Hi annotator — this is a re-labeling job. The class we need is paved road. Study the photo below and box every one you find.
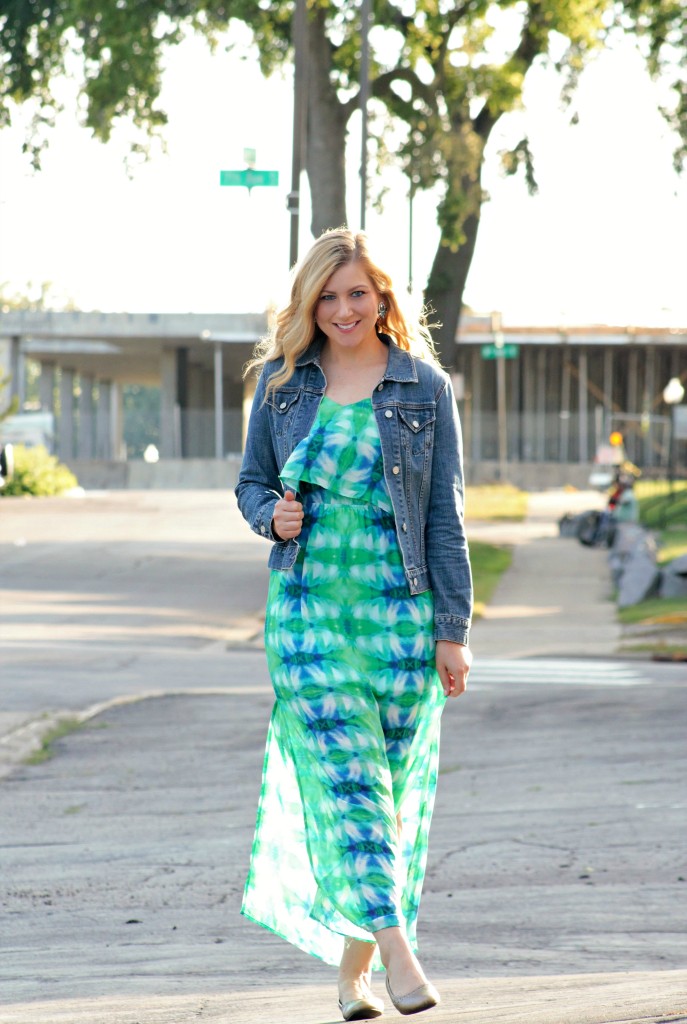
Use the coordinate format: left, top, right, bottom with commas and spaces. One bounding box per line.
1, 490, 686, 1024
1, 669, 685, 1022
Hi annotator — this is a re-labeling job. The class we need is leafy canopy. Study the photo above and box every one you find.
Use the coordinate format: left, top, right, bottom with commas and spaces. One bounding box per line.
1, 1, 684, 171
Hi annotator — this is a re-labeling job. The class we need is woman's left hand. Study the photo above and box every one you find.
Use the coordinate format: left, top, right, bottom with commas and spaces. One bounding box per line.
436, 640, 472, 698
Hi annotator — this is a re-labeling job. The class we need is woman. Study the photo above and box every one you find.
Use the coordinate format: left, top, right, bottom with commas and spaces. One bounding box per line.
236, 228, 472, 1020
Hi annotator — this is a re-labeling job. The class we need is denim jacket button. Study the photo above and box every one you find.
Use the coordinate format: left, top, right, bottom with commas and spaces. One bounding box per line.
377, 383, 384, 391
412, 419, 419, 428
402, 522, 407, 532
279, 401, 287, 409
385, 409, 393, 418
392, 465, 400, 475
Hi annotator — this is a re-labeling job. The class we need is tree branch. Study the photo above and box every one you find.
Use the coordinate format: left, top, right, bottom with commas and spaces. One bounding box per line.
372, 67, 435, 109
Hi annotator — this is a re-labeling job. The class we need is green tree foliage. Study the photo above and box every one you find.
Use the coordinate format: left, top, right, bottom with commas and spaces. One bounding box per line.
0, 443, 78, 496
2, 1, 684, 362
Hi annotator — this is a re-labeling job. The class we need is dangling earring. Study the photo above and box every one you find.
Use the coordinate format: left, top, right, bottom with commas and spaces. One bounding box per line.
378, 301, 387, 319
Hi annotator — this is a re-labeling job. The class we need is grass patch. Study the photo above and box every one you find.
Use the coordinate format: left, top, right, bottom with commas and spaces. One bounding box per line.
465, 485, 528, 522
617, 597, 687, 626
470, 540, 512, 619
656, 530, 687, 565
635, 480, 687, 533
621, 643, 687, 657
25, 717, 83, 765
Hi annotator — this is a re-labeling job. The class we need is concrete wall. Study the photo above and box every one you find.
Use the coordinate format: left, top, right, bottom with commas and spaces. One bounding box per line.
66, 457, 244, 491
66, 455, 595, 492
464, 460, 598, 490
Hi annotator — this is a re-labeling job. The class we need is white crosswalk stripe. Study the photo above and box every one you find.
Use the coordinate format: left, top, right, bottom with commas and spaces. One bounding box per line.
470, 658, 647, 687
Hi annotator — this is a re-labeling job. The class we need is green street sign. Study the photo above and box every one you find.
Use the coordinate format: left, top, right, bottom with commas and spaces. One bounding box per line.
481, 343, 520, 360
220, 168, 279, 190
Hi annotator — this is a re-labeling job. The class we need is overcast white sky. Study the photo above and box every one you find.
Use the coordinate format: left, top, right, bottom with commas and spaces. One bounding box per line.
1, 22, 685, 327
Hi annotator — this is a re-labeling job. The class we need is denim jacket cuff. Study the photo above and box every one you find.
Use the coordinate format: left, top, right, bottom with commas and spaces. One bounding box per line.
252, 500, 279, 541
434, 615, 471, 646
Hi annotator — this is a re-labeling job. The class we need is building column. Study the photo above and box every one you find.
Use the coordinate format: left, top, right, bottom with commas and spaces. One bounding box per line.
177, 347, 189, 457
111, 381, 124, 460
560, 349, 571, 463
79, 374, 95, 459
643, 346, 655, 467
96, 380, 112, 459
603, 347, 614, 421
536, 347, 546, 461
214, 342, 224, 459
626, 347, 639, 464
470, 348, 482, 464
578, 349, 588, 462
160, 349, 179, 458
521, 347, 536, 460
58, 368, 76, 461
39, 362, 56, 415
9, 335, 24, 409
508, 351, 520, 460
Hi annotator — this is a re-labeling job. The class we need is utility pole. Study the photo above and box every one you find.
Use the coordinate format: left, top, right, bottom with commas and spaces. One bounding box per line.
408, 177, 415, 294
359, 0, 372, 229
288, 0, 307, 268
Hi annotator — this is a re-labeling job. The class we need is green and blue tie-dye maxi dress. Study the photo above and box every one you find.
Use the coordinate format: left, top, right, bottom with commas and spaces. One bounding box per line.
241, 395, 445, 967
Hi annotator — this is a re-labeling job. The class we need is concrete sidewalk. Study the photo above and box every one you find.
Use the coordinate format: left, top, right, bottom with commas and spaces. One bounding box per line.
468, 488, 618, 659
2, 488, 686, 1024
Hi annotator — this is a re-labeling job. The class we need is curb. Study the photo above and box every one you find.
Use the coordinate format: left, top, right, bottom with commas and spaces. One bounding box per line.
0, 687, 261, 781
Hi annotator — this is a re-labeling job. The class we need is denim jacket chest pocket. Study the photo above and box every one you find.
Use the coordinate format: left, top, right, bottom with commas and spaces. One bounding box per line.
266, 388, 302, 463
398, 406, 436, 457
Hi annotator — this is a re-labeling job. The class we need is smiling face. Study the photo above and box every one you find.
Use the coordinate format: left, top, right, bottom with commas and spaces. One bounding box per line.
314, 261, 381, 356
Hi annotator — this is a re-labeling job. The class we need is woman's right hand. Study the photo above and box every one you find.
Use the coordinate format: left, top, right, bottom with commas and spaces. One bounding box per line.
272, 490, 304, 541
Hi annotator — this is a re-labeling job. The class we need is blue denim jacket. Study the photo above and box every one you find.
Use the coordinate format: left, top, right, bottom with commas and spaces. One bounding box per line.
235, 334, 473, 645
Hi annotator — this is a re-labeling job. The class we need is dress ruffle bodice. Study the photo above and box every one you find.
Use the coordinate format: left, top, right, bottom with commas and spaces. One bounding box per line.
280, 396, 392, 513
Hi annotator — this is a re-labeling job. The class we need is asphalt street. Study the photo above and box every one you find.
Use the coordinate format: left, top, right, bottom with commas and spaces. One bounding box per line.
1, 490, 685, 1024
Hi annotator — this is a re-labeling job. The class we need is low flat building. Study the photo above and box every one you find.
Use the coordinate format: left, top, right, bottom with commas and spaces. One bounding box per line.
1, 309, 685, 488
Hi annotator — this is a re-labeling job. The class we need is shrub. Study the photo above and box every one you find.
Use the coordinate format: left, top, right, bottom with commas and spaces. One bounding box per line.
0, 444, 78, 497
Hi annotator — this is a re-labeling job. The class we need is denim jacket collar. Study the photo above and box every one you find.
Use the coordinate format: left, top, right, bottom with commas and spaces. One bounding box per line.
294, 333, 418, 384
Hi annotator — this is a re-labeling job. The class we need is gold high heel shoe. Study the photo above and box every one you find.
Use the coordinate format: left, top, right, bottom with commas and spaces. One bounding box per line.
385, 974, 440, 1015
338, 987, 384, 1021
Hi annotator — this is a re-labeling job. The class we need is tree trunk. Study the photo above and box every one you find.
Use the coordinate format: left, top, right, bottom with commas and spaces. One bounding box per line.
305, 7, 348, 237
421, 92, 501, 370
424, 199, 482, 370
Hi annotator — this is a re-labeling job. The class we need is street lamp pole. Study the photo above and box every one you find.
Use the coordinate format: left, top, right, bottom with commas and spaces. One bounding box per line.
663, 376, 685, 500
359, 0, 372, 229
408, 177, 414, 294
288, 0, 307, 268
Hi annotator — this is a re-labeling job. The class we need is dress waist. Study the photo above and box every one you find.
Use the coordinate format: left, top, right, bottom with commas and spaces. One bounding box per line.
301, 483, 395, 528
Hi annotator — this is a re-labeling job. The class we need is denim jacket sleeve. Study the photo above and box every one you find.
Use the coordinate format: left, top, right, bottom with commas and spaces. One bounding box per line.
234, 367, 287, 548
426, 374, 473, 645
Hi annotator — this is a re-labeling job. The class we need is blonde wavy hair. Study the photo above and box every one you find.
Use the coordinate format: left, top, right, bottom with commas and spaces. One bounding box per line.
245, 228, 438, 397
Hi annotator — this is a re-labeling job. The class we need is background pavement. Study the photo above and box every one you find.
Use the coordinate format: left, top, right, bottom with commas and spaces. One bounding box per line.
1, 489, 685, 1024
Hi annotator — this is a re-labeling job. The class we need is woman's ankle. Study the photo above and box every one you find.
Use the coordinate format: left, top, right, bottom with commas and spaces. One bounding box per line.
339, 937, 375, 982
